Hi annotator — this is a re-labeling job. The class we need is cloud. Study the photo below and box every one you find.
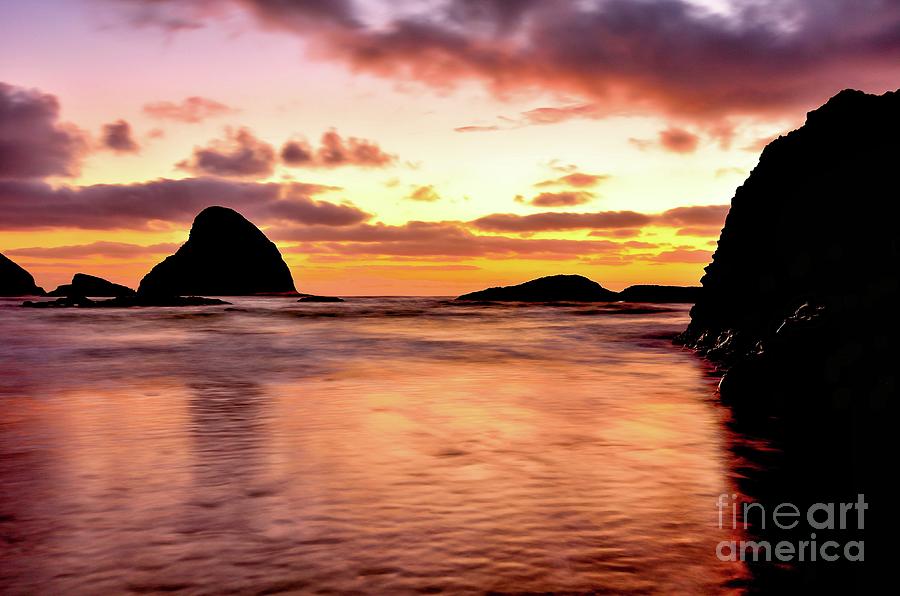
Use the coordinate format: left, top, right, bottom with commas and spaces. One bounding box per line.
280, 130, 395, 168
656, 204, 730, 227
176, 127, 276, 178
535, 172, 609, 188
645, 248, 715, 263
0, 177, 370, 230
7, 241, 179, 259
143, 96, 236, 123
276, 220, 627, 259
472, 211, 654, 233
0, 82, 87, 179
676, 226, 724, 237
659, 127, 700, 153
631, 127, 700, 153
407, 185, 440, 202
454, 124, 501, 133
113, 0, 900, 122
528, 191, 594, 207
100, 119, 140, 153
520, 103, 603, 125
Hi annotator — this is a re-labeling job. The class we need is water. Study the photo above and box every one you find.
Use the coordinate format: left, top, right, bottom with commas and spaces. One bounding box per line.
0, 297, 751, 594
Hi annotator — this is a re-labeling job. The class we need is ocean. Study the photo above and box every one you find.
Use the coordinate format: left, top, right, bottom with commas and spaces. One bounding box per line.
0, 297, 754, 593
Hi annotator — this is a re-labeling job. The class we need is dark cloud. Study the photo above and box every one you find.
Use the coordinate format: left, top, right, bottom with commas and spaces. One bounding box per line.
280, 139, 314, 165
407, 185, 440, 202
7, 241, 179, 259
659, 127, 700, 153
280, 130, 395, 168
470, 204, 728, 233
0, 82, 87, 179
0, 177, 370, 230
275, 220, 626, 259
631, 127, 700, 153
529, 191, 594, 207
111, 0, 900, 121
143, 96, 236, 123
177, 127, 276, 178
472, 210, 654, 232
100, 119, 140, 153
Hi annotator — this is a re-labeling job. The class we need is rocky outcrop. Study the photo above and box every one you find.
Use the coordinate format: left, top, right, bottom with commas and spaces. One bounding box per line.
0, 253, 44, 296
678, 88, 897, 382
138, 206, 296, 296
456, 276, 701, 303
677, 89, 897, 592
617, 284, 700, 303
298, 295, 345, 303
47, 273, 135, 297
456, 274, 618, 302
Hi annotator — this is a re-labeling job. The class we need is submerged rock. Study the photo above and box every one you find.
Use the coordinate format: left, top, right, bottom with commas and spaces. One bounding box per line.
0, 252, 44, 296
47, 273, 135, 297
22, 295, 229, 308
298, 295, 345, 303
139, 206, 296, 296
456, 274, 618, 302
617, 284, 701, 303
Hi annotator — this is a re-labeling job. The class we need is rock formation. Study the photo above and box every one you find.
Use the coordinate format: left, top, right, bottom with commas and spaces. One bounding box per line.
138, 206, 296, 296
456, 276, 700, 303
298, 295, 345, 303
47, 273, 135, 297
677, 89, 897, 592
456, 274, 618, 302
617, 284, 700, 303
0, 252, 44, 296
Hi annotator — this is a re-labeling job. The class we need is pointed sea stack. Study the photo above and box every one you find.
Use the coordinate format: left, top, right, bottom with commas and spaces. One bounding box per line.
48, 273, 135, 297
456, 274, 617, 302
138, 206, 296, 296
1, 252, 44, 296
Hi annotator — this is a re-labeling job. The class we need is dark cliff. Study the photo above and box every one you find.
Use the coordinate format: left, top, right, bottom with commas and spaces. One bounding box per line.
138, 206, 296, 296
0, 252, 44, 296
678, 89, 897, 591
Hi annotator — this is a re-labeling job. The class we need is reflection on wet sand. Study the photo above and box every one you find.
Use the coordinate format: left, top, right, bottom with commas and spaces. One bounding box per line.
1, 297, 752, 593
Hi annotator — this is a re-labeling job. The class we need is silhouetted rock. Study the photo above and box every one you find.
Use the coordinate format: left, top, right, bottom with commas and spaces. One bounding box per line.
138, 206, 296, 296
456, 274, 617, 302
47, 273, 135, 297
677, 89, 897, 592
0, 252, 44, 296
617, 284, 700, 303
22, 295, 229, 308
298, 295, 345, 302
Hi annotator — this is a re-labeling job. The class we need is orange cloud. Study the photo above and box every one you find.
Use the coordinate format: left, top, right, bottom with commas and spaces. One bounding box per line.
143, 96, 236, 123
407, 185, 440, 202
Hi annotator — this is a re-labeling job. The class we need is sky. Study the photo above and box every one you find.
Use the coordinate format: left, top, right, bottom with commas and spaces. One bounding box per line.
2, 0, 899, 295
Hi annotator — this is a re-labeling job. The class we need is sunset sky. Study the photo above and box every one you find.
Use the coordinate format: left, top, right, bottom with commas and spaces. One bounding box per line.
2, 0, 899, 295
